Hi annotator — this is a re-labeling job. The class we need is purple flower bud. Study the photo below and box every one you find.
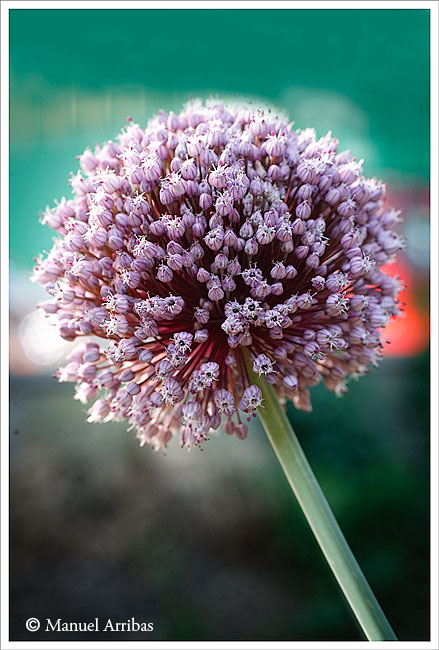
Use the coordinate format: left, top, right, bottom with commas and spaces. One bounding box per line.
208, 282, 224, 301
244, 238, 259, 256
270, 282, 283, 296
325, 188, 340, 205
265, 134, 286, 158
250, 117, 268, 138
239, 385, 263, 414
305, 253, 320, 269
285, 265, 298, 279
196, 267, 211, 283
295, 245, 309, 260
291, 218, 305, 235
296, 184, 313, 201
283, 374, 298, 391
222, 275, 236, 292
199, 193, 213, 211
296, 293, 313, 310
180, 158, 198, 180
296, 201, 312, 220
235, 423, 249, 440
156, 264, 174, 282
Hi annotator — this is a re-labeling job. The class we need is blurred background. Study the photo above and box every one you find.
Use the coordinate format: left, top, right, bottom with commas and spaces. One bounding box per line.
9, 8, 430, 642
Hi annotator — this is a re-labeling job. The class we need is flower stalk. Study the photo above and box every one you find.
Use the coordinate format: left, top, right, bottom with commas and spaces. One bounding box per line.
246, 355, 397, 641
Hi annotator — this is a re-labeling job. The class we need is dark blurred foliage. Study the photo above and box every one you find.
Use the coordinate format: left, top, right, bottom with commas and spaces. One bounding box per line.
10, 353, 429, 641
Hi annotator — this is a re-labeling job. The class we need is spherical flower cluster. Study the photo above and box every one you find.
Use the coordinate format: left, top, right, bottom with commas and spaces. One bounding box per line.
33, 99, 403, 450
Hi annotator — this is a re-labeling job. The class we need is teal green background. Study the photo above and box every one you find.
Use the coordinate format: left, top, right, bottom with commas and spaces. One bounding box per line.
10, 9, 430, 269
9, 8, 430, 643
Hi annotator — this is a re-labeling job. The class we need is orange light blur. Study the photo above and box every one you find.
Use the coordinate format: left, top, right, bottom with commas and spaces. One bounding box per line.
381, 261, 429, 357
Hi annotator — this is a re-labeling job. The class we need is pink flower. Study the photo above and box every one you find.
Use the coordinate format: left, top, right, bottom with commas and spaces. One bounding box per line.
34, 99, 403, 450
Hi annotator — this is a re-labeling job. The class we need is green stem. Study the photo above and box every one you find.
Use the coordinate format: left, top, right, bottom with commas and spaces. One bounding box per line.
245, 359, 397, 641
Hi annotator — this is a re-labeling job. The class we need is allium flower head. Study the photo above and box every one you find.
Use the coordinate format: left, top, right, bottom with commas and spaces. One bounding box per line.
33, 99, 403, 450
